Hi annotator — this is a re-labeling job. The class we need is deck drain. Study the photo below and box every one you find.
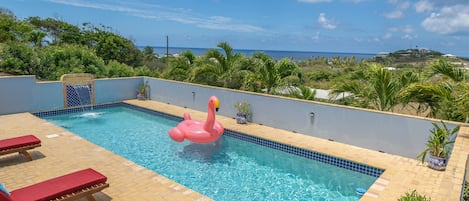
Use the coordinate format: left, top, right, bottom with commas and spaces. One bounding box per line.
46, 134, 59, 138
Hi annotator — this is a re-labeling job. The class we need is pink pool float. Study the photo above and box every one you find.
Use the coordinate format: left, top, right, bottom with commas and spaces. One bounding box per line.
168, 96, 224, 144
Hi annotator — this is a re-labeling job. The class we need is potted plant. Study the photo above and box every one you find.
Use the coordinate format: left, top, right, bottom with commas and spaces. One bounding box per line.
234, 101, 252, 124
417, 120, 459, 170
137, 81, 149, 100
397, 190, 431, 201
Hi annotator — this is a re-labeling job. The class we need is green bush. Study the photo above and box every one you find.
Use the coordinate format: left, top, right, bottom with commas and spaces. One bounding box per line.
464, 181, 469, 201
105, 60, 135, 78
398, 190, 431, 201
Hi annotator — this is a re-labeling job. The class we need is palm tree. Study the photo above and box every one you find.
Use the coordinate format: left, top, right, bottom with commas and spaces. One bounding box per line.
332, 63, 418, 111
191, 41, 243, 88
399, 83, 452, 117
454, 83, 469, 123
251, 52, 279, 93
276, 58, 303, 87
367, 64, 398, 111
288, 86, 316, 100
431, 59, 466, 82
162, 50, 195, 81
399, 59, 468, 122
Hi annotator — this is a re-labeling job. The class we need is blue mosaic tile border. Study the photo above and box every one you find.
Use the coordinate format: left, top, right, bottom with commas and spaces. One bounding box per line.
34, 102, 383, 178
32, 102, 123, 117
224, 129, 384, 178
122, 103, 183, 122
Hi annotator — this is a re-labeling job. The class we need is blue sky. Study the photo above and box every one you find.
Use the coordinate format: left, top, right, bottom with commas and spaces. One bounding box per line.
4, 0, 469, 56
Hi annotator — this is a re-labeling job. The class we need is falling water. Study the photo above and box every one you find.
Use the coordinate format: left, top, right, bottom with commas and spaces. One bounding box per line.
72, 85, 85, 112
71, 85, 99, 118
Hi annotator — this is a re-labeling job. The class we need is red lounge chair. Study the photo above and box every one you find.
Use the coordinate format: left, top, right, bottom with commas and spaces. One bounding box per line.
0, 168, 109, 201
0, 135, 41, 161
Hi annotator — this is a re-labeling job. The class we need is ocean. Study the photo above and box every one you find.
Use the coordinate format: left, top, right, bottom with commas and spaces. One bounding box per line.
146, 46, 375, 61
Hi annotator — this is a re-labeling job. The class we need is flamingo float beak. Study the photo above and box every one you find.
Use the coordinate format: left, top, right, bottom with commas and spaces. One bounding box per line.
214, 99, 220, 112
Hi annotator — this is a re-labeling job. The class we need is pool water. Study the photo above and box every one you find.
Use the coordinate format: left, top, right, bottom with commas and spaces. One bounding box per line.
43, 106, 377, 201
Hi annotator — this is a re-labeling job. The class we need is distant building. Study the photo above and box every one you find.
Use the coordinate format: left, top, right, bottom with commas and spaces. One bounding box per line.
376, 52, 390, 58
443, 54, 457, 58
270, 86, 351, 101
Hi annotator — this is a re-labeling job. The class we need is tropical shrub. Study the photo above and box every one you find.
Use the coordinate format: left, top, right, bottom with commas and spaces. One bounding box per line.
39, 44, 106, 80
0, 42, 40, 76
417, 121, 459, 163
105, 60, 135, 78
464, 181, 469, 201
397, 190, 431, 201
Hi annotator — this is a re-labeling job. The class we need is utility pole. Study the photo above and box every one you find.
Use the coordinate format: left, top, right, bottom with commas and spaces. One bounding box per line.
166, 35, 169, 58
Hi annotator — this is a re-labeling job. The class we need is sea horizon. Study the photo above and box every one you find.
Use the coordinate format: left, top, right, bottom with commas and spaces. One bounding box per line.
142, 46, 376, 61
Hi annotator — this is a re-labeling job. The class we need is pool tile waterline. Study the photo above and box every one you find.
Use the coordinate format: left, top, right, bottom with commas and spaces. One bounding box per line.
33, 102, 383, 179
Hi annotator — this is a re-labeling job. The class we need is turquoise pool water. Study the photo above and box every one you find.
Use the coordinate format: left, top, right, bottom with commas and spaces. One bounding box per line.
42, 106, 377, 201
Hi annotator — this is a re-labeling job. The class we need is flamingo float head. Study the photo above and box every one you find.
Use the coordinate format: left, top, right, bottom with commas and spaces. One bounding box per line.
209, 96, 220, 112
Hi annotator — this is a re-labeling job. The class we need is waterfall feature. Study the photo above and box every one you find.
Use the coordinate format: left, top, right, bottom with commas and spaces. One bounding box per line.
61, 73, 96, 112
67, 84, 93, 111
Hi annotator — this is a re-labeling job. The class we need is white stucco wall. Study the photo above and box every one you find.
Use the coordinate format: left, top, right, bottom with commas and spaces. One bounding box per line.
147, 78, 459, 159
0, 76, 143, 114
0, 76, 63, 114
95, 77, 142, 103
0, 76, 460, 159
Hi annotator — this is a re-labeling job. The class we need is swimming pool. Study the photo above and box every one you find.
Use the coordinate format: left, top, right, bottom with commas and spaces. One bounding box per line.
37, 104, 381, 201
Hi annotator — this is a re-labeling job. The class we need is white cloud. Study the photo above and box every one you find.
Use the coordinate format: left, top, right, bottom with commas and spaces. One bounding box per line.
46, 0, 264, 32
402, 25, 414, 33
369, 37, 380, 42
385, 10, 404, 19
387, 27, 399, 32
385, 0, 410, 19
298, 0, 332, 3
383, 33, 392, 39
354, 38, 363, 42
312, 31, 320, 41
343, 0, 366, 3
198, 17, 264, 32
48, 0, 147, 15
385, 25, 415, 39
401, 34, 418, 40
397, 1, 411, 9
415, 0, 434, 13
388, 25, 413, 33
421, 5, 469, 35
318, 13, 337, 29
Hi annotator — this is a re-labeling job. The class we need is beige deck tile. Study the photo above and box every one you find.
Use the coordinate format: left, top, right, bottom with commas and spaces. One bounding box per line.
126, 100, 469, 200
0, 112, 212, 201
1, 100, 468, 200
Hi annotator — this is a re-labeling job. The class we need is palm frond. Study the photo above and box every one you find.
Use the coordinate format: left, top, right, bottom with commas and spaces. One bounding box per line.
431, 59, 465, 82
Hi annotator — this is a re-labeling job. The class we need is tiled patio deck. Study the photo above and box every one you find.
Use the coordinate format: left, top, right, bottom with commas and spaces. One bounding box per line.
1, 99, 468, 200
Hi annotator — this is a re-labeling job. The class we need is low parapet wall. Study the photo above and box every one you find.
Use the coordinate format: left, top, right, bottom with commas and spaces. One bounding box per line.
0, 75, 461, 159
146, 78, 461, 159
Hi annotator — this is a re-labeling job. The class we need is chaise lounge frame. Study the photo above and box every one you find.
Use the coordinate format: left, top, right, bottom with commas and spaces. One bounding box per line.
1, 168, 110, 201
51, 182, 109, 201
0, 143, 41, 161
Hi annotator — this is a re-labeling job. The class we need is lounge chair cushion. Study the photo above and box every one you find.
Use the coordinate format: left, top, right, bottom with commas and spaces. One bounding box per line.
9, 168, 107, 201
0, 135, 41, 150
0, 183, 11, 201
0, 191, 11, 201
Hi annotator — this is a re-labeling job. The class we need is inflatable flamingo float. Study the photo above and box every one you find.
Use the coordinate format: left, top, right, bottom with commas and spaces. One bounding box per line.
168, 96, 224, 144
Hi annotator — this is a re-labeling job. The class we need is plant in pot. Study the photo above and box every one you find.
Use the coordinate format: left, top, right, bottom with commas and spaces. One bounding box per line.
417, 120, 459, 170
234, 101, 251, 124
137, 81, 149, 100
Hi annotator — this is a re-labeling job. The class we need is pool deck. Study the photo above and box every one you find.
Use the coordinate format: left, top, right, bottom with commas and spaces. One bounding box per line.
0, 99, 468, 200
